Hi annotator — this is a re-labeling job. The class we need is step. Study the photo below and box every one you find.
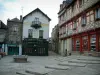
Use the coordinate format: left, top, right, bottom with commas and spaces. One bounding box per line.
77, 58, 100, 61
16, 71, 34, 75
58, 62, 86, 67
69, 59, 100, 64
26, 67, 54, 75
45, 64, 71, 70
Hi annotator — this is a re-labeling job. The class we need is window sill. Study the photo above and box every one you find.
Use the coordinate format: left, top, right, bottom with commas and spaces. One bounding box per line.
81, 24, 86, 27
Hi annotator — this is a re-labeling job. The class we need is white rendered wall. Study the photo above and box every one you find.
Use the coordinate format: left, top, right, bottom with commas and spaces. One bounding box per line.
23, 11, 50, 40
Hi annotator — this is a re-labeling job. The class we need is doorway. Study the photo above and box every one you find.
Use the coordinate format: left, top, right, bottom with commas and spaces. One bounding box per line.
75, 38, 80, 51
82, 36, 88, 51
8, 47, 19, 55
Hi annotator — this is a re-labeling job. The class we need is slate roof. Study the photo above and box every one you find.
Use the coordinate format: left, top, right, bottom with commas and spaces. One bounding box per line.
10, 18, 20, 22
23, 8, 51, 21
0, 20, 7, 29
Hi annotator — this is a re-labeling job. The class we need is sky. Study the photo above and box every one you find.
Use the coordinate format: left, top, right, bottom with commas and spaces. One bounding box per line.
0, 0, 63, 37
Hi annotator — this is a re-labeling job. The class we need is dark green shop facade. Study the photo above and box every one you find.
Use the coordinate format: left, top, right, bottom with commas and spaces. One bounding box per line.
22, 38, 48, 56
7, 44, 19, 55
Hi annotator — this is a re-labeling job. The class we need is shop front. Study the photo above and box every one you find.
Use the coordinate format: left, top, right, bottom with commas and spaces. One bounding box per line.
72, 29, 100, 53
8, 44, 19, 55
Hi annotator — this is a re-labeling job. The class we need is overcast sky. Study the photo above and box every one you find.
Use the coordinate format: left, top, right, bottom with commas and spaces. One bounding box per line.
0, 0, 62, 37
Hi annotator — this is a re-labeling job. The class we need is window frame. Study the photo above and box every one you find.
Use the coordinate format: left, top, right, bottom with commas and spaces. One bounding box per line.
81, 15, 87, 26
39, 30, 43, 38
95, 8, 100, 20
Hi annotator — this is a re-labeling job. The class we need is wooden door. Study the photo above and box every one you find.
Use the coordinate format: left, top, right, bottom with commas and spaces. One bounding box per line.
82, 36, 88, 51
99, 35, 100, 51
75, 38, 80, 51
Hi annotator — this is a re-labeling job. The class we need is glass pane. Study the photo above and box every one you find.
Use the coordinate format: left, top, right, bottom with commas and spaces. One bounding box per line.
39, 30, 43, 38
98, 8, 100, 18
95, 9, 98, 19
90, 35, 96, 51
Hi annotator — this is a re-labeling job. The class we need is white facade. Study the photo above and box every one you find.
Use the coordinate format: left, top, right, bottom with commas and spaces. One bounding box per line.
23, 9, 50, 40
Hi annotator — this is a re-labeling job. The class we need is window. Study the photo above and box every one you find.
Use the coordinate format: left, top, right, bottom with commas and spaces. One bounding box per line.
39, 30, 43, 38
95, 8, 100, 20
79, 0, 85, 7
34, 17, 39, 24
81, 15, 86, 26
28, 29, 33, 38
73, 20, 77, 30
90, 35, 96, 51
13, 26, 18, 32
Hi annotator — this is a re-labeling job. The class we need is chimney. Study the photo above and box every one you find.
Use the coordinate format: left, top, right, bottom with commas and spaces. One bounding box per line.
60, 4, 63, 10
20, 15, 23, 21
63, 1, 66, 8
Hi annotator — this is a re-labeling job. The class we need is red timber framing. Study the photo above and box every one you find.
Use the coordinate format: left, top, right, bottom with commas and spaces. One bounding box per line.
72, 28, 100, 52
59, 1, 100, 28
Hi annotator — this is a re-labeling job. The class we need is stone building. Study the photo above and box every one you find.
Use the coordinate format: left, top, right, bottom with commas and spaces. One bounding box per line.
58, 0, 100, 56
51, 24, 59, 53
6, 16, 23, 55
0, 20, 7, 54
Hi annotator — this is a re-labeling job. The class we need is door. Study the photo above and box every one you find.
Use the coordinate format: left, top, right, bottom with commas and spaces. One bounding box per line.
82, 36, 88, 51
99, 35, 100, 51
76, 38, 80, 51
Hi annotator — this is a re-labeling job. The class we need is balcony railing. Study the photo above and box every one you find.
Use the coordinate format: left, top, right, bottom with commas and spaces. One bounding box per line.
31, 21, 41, 29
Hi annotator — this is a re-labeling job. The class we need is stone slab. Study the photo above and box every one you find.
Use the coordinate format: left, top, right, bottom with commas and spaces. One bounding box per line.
77, 58, 100, 61
26, 67, 54, 75
16, 71, 34, 75
58, 62, 86, 67
69, 59, 100, 64
45, 64, 71, 70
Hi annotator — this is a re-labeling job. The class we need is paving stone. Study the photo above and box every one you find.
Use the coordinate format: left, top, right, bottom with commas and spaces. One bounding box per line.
69, 59, 100, 64
58, 62, 86, 67
77, 58, 100, 61
26, 67, 54, 75
16, 71, 34, 75
45, 64, 71, 70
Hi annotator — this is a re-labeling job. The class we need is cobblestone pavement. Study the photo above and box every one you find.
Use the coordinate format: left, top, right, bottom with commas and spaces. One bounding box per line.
0, 52, 100, 75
